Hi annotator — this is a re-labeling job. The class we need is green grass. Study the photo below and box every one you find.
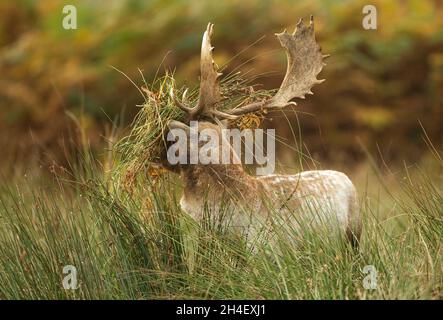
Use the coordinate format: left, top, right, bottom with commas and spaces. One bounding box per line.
0, 155, 441, 299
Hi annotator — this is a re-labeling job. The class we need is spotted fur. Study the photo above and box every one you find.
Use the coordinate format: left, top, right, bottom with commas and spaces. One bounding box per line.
175, 123, 362, 246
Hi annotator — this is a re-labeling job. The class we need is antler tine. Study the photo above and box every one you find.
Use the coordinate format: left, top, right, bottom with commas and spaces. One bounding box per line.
225, 16, 325, 117
170, 88, 194, 113
211, 109, 239, 120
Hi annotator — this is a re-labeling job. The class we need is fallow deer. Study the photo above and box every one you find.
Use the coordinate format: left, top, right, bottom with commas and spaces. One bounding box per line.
162, 17, 361, 246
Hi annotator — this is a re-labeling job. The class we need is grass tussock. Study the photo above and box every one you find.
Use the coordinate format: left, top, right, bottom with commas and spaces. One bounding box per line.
0, 154, 441, 299
0, 73, 441, 299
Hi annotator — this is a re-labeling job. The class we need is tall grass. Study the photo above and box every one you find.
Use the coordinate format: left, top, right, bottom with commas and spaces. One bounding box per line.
0, 155, 441, 299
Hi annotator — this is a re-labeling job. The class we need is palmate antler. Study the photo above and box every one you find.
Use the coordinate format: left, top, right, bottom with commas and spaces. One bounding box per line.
229, 16, 327, 117
171, 16, 326, 121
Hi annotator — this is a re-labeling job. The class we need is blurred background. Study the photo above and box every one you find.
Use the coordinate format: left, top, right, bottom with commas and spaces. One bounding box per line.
0, 0, 442, 173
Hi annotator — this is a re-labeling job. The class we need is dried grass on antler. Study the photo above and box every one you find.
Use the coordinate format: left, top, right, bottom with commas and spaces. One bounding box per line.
115, 17, 326, 183
113, 72, 264, 186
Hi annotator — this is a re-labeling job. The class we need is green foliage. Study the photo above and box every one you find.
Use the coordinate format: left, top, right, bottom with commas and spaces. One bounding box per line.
0, 0, 441, 300
0, 155, 441, 299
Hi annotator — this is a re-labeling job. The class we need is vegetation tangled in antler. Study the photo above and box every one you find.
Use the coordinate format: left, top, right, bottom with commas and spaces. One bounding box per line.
114, 72, 271, 186
115, 17, 324, 185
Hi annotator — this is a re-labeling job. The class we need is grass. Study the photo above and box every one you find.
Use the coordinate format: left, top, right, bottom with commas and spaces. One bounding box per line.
113, 72, 273, 188
0, 151, 441, 299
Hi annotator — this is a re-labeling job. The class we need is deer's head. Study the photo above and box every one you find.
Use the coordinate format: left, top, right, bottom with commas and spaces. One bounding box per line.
163, 17, 326, 172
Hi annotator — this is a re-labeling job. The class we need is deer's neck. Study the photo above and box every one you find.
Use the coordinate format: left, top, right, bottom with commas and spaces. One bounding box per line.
179, 163, 263, 213
178, 163, 267, 231
181, 163, 256, 195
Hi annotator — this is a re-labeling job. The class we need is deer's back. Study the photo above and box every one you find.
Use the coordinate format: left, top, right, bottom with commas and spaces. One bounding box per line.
257, 170, 360, 237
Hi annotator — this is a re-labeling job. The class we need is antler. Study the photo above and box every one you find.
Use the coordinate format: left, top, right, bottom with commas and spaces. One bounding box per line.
227, 16, 326, 117
171, 17, 326, 121
171, 23, 226, 119
198, 23, 222, 111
